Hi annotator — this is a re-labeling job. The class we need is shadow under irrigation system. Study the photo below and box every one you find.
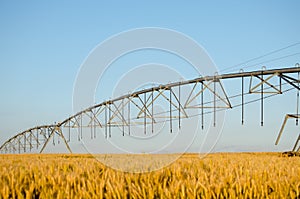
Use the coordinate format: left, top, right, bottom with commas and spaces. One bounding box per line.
1, 65, 300, 154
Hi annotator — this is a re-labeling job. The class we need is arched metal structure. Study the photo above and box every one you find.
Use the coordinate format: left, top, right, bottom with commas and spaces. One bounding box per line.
0, 125, 57, 153
1, 66, 300, 154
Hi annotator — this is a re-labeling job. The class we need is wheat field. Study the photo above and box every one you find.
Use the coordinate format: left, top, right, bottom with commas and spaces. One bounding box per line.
0, 153, 299, 198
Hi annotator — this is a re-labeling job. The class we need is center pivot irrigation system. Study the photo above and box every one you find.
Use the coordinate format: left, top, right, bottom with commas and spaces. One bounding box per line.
1, 65, 300, 154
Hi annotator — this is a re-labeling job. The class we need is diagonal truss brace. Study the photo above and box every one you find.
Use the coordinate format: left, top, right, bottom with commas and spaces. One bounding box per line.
275, 114, 300, 152
135, 88, 188, 119
107, 100, 130, 126
185, 79, 232, 109
279, 74, 300, 91
249, 73, 282, 94
40, 126, 72, 153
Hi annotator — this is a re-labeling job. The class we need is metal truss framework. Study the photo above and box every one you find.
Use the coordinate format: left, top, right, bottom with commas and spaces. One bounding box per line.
275, 114, 300, 152
1, 66, 300, 154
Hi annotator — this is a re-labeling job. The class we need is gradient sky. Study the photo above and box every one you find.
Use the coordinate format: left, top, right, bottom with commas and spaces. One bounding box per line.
0, 1, 300, 153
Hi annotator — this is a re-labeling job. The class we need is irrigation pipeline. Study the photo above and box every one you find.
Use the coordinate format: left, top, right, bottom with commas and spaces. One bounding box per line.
1, 66, 300, 154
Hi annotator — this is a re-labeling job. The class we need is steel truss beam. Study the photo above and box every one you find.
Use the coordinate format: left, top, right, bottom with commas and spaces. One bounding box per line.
0, 125, 61, 154
1, 66, 300, 154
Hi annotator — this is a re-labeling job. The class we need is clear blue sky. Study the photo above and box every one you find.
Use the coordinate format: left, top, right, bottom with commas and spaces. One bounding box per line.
0, 1, 300, 153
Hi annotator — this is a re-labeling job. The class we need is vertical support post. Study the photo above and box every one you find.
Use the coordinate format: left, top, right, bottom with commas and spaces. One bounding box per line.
128, 99, 131, 136
37, 130, 39, 149
18, 138, 21, 153
80, 114, 83, 139
152, 88, 154, 134
122, 99, 125, 136
213, 79, 216, 127
261, 70, 264, 126
170, 88, 173, 133
109, 102, 112, 138
144, 92, 147, 135
201, 81, 204, 130
29, 134, 31, 152
296, 64, 299, 125
68, 119, 71, 142
105, 104, 107, 138
242, 76, 244, 125
179, 82, 181, 129
94, 111, 96, 139
24, 134, 26, 152
57, 131, 60, 145
77, 117, 80, 141
53, 129, 55, 145
30, 132, 32, 151
90, 111, 93, 139
297, 90, 299, 126
279, 75, 282, 93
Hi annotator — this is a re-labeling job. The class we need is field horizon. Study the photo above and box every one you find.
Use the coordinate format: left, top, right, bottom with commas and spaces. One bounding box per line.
1, 152, 299, 198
